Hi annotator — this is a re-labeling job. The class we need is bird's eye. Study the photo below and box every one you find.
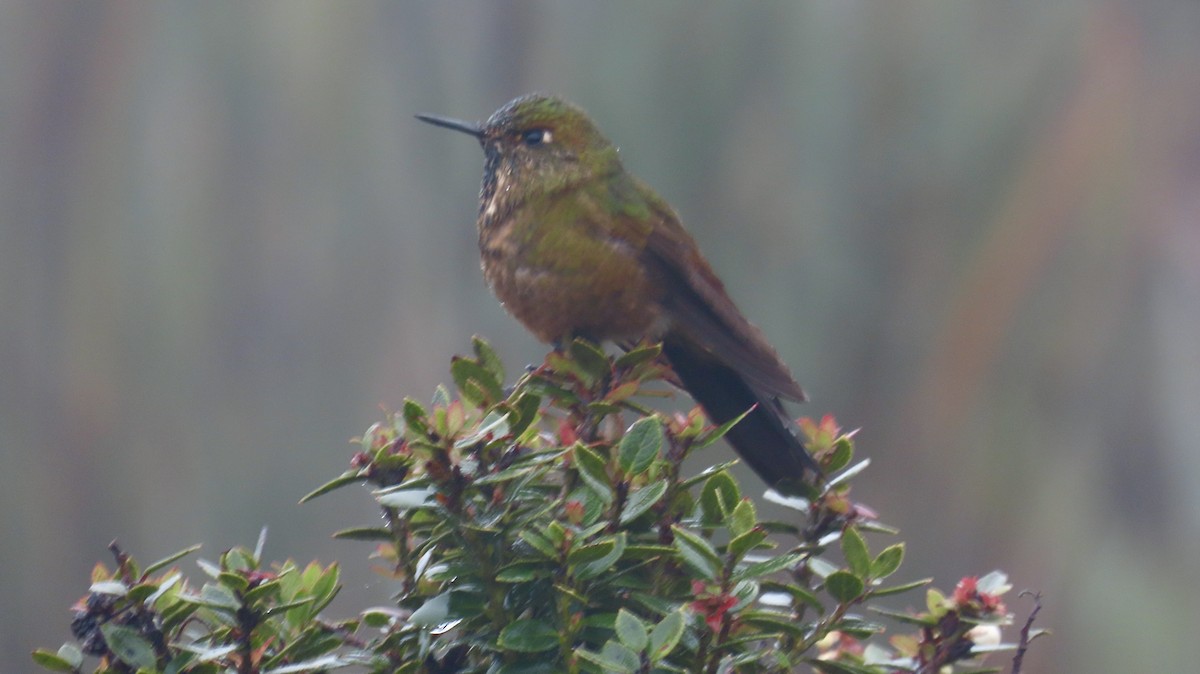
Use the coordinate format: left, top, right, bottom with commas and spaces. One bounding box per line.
521, 129, 552, 146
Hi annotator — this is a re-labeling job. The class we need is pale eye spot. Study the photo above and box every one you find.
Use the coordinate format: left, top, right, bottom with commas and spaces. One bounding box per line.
521, 129, 551, 146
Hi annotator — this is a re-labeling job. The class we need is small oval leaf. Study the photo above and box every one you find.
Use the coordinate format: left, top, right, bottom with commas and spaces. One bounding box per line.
615, 609, 648, 652
498, 619, 559, 653
871, 543, 905, 580
619, 481, 668, 524
841, 526, 871, 579
617, 417, 663, 476
573, 444, 614, 504
671, 526, 722, 580
100, 624, 158, 671
699, 471, 739, 524
825, 570, 866, 603
31, 650, 76, 673
648, 610, 685, 663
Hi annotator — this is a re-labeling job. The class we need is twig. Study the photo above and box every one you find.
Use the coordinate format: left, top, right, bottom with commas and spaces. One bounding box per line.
1011, 590, 1043, 674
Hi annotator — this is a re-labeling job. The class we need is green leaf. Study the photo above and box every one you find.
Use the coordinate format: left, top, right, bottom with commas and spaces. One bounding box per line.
507, 392, 542, 439
31, 649, 77, 673
573, 444, 614, 504
576, 646, 632, 673
409, 590, 486, 627
871, 543, 904, 580
100, 624, 158, 671
726, 528, 768, 562
402, 397, 430, 437
553, 583, 589, 607
545, 521, 567, 546
374, 486, 436, 510
826, 457, 870, 488
300, 471, 365, 504
158, 597, 199, 633
457, 410, 510, 448
601, 641, 641, 673
729, 498, 756, 537
332, 526, 394, 542
361, 609, 395, 628
583, 396, 623, 417
472, 462, 543, 488
569, 537, 621, 566
732, 578, 761, 606
699, 470, 739, 523
498, 619, 559, 653
739, 610, 808, 638
451, 355, 504, 407
496, 561, 548, 582
603, 380, 640, 404
217, 571, 249, 593
614, 343, 661, 370
519, 529, 560, 560
308, 563, 340, 615
731, 552, 803, 581
143, 544, 202, 577
189, 582, 241, 613
693, 406, 753, 450
870, 577, 931, 598
431, 384, 452, 408
834, 615, 885, 639
927, 587, 948, 613
564, 485, 604, 526
623, 544, 675, 559
57, 644, 84, 670
243, 578, 281, 606
807, 556, 839, 579
825, 570, 865, 603
841, 526, 871, 579
760, 580, 824, 612
472, 335, 506, 383
671, 526, 722, 580
572, 533, 627, 581
619, 480, 667, 524
265, 596, 315, 615
614, 609, 648, 652
569, 338, 611, 381
127, 582, 159, 604
647, 610, 684, 663
223, 547, 255, 573
617, 417, 662, 476
680, 460, 740, 489
408, 592, 450, 626
825, 436, 854, 472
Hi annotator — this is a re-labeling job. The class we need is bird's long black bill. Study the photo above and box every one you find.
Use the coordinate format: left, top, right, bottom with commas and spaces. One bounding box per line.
415, 113, 484, 139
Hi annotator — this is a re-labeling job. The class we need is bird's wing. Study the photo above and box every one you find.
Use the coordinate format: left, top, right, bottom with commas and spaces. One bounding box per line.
637, 187, 807, 402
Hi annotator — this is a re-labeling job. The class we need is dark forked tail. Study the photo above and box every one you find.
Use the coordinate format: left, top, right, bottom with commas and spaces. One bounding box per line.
661, 335, 819, 493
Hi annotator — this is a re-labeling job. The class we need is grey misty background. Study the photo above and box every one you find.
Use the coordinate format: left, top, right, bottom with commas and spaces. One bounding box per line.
4, 3, 1200, 673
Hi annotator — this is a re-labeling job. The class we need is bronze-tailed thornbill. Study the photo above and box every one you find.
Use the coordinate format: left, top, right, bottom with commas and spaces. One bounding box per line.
417, 94, 818, 492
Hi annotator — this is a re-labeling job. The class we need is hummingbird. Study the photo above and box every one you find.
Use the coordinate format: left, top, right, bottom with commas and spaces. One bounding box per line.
417, 94, 818, 491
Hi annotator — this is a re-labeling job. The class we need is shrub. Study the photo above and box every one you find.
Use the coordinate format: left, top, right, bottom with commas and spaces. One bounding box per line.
35, 338, 1041, 673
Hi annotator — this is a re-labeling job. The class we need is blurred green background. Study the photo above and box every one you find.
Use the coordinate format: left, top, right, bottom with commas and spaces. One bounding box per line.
4, 2, 1199, 672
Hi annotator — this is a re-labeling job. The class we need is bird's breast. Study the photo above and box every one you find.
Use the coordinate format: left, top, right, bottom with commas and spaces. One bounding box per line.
478, 210, 664, 344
